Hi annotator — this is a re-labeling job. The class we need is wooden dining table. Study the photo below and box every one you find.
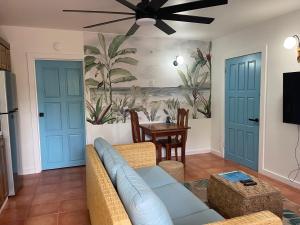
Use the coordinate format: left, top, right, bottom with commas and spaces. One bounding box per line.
139, 123, 190, 164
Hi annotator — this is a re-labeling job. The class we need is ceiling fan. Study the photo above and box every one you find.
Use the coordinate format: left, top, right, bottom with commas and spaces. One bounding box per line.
63, 0, 228, 36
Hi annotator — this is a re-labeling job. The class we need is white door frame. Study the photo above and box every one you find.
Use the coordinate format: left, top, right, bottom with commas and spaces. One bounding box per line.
26, 52, 83, 173
222, 45, 268, 173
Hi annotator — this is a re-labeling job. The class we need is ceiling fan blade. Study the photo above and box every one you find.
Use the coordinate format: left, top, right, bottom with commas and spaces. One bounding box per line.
115, 0, 138, 11
155, 20, 176, 35
158, 14, 214, 24
159, 0, 228, 14
63, 9, 135, 15
126, 23, 140, 36
150, 0, 168, 11
83, 16, 135, 28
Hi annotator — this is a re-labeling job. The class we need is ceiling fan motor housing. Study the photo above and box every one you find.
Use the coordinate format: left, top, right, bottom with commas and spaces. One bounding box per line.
136, 0, 157, 20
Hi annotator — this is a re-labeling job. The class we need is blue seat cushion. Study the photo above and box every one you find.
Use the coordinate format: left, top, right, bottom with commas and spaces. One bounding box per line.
117, 165, 173, 225
103, 148, 127, 186
94, 137, 114, 160
135, 166, 177, 189
153, 183, 209, 220
173, 209, 224, 225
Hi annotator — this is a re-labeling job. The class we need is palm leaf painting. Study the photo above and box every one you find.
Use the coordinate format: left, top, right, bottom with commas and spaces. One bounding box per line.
86, 97, 116, 125
177, 44, 212, 118
84, 33, 138, 124
163, 98, 180, 121
84, 33, 138, 103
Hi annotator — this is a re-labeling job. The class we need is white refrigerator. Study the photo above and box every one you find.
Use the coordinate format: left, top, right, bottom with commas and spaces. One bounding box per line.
0, 71, 22, 196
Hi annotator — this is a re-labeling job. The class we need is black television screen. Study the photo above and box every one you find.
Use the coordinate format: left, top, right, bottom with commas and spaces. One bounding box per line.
283, 72, 300, 125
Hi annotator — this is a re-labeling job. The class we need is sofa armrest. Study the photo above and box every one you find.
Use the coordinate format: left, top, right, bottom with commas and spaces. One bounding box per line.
206, 211, 282, 225
113, 142, 156, 169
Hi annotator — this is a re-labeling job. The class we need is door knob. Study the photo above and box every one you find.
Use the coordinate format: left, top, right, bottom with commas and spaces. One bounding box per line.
39, 112, 45, 117
249, 118, 259, 122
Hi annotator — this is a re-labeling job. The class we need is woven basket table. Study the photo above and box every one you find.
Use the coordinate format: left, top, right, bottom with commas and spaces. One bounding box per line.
159, 160, 184, 182
207, 172, 283, 219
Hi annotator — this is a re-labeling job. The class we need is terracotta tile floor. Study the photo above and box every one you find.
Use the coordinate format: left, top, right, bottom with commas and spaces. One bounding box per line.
1, 153, 300, 225
0, 167, 89, 225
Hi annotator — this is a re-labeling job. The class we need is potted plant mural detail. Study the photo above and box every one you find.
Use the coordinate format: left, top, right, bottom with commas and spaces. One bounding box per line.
84, 33, 138, 124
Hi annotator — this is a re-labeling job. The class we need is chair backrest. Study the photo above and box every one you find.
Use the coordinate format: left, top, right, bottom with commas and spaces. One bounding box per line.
177, 108, 189, 127
129, 110, 142, 143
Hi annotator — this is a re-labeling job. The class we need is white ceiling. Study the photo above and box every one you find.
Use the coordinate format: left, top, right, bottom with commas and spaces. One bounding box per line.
1, 0, 300, 40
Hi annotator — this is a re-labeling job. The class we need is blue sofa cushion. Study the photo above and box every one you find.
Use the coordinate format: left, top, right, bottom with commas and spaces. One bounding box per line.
94, 137, 114, 160
103, 148, 127, 185
136, 166, 177, 189
117, 165, 173, 225
173, 209, 224, 225
153, 183, 209, 219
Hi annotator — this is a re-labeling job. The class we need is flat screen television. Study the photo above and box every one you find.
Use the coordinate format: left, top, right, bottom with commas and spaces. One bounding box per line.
283, 72, 300, 125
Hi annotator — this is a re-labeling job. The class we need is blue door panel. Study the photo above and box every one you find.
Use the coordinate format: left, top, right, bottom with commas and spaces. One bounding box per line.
228, 128, 235, 154
237, 97, 244, 123
45, 103, 62, 130
236, 129, 244, 157
238, 63, 245, 90
229, 64, 237, 90
43, 68, 61, 97
225, 53, 261, 171
66, 68, 82, 96
68, 133, 85, 161
67, 102, 84, 129
46, 135, 64, 163
36, 60, 85, 170
245, 132, 254, 161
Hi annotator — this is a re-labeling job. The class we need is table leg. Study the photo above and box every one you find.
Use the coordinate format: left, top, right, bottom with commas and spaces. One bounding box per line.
181, 146, 185, 165
155, 143, 162, 164
166, 144, 171, 160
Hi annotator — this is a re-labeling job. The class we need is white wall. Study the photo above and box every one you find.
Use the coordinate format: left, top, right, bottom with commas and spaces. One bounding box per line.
0, 26, 84, 174
211, 10, 300, 188
0, 26, 212, 174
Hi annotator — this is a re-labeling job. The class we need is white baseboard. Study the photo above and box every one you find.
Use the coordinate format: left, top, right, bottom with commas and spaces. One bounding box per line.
211, 149, 224, 158
0, 197, 8, 214
20, 167, 39, 175
160, 148, 211, 157
186, 148, 211, 155
262, 168, 300, 189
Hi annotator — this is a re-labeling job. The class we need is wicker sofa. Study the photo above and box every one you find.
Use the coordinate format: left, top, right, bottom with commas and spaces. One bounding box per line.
86, 140, 282, 225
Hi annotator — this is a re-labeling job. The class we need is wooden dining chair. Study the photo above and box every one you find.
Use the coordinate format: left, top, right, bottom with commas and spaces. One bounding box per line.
129, 110, 163, 163
129, 110, 142, 143
159, 108, 189, 164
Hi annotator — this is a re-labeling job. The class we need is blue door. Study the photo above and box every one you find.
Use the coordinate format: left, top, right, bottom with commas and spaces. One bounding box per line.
36, 60, 85, 170
225, 53, 261, 171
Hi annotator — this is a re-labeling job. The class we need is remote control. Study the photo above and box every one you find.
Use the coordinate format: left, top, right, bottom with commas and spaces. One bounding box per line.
244, 181, 257, 186
240, 179, 253, 184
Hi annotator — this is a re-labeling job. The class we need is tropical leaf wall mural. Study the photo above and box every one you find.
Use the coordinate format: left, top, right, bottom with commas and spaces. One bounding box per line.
84, 32, 212, 124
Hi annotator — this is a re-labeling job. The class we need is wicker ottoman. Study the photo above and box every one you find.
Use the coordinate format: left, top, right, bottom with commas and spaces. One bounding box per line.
159, 160, 184, 182
207, 172, 283, 218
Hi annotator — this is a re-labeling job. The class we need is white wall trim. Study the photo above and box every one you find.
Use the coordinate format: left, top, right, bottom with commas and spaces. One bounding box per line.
211, 149, 224, 158
262, 168, 300, 189
21, 167, 37, 175
222, 44, 268, 174
186, 148, 211, 155
0, 197, 8, 214
26, 52, 83, 174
